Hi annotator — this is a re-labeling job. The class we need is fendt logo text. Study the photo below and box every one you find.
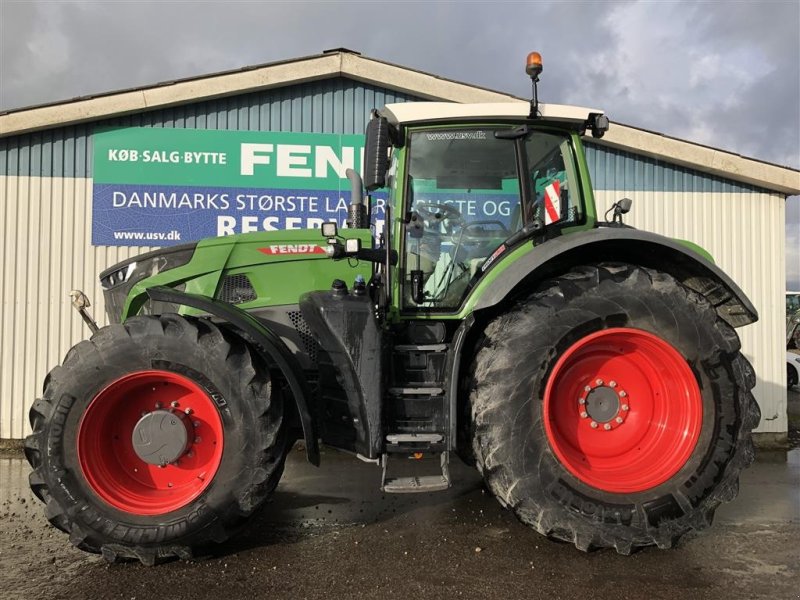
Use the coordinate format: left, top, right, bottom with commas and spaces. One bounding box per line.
258, 245, 326, 255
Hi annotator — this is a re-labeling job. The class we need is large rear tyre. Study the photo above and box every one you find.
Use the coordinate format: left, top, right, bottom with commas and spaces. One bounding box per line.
469, 263, 759, 553
25, 314, 287, 565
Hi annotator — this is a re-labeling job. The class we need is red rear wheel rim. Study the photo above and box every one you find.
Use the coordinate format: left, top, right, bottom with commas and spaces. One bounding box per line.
543, 328, 702, 494
77, 370, 224, 515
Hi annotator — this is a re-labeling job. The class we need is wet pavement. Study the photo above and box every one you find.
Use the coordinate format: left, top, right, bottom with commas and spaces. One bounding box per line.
1, 439, 798, 600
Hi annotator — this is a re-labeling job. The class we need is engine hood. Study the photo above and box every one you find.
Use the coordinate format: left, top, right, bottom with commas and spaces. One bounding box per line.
101, 229, 373, 323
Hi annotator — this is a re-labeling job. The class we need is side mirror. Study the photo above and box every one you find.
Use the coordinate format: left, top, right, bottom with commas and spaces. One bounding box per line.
605, 198, 633, 226
615, 197, 632, 215
363, 113, 391, 192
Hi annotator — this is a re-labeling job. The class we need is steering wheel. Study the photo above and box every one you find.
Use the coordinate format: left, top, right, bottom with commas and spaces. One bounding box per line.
414, 202, 463, 234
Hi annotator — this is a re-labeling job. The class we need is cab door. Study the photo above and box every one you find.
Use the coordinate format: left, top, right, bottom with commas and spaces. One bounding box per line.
399, 127, 524, 312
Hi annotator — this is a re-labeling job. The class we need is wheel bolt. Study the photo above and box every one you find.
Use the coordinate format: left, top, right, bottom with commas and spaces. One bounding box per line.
168, 482, 173, 488
155, 402, 162, 409
141, 410, 149, 417
603, 423, 612, 431
195, 437, 202, 443
580, 411, 588, 418
187, 451, 194, 458
193, 421, 200, 428
615, 416, 624, 424
171, 400, 180, 408
578, 398, 586, 405
590, 421, 598, 429
184, 407, 193, 415
595, 379, 604, 386
609, 381, 617, 388
584, 386, 592, 392
622, 404, 630, 411
619, 391, 627, 398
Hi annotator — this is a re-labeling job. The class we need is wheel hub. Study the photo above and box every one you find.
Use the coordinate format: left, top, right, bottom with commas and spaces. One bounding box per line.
578, 379, 630, 430
584, 386, 620, 423
132, 409, 192, 466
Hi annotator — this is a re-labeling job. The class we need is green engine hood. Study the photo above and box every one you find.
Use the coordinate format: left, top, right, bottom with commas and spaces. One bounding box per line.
105, 229, 373, 321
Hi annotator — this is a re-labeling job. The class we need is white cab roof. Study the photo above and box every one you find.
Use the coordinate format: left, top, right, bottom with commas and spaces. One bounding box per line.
381, 101, 603, 126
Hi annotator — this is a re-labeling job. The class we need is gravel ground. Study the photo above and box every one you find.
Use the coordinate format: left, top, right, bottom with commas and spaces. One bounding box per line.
1, 419, 798, 600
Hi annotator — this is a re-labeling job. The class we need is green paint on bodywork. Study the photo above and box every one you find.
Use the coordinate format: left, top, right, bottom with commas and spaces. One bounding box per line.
388, 144, 408, 322
572, 133, 598, 226
674, 239, 715, 263
122, 229, 373, 319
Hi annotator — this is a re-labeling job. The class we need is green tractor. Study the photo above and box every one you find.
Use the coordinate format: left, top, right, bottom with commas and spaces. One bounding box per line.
26, 54, 760, 564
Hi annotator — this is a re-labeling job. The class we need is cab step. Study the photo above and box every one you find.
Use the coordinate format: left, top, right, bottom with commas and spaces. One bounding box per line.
380, 451, 450, 493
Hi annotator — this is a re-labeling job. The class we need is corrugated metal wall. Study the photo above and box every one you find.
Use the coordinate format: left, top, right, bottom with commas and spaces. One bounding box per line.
0, 85, 789, 438
0, 78, 422, 439
586, 143, 787, 434
0, 175, 141, 439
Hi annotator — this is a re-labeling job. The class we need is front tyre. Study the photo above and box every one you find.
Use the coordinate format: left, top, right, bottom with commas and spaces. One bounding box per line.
469, 264, 759, 553
25, 315, 287, 565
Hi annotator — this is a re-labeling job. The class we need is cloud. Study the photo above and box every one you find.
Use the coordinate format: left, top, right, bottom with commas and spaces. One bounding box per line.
2, 1, 796, 164
1, 0, 798, 283
559, 1, 799, 169
3, 1, 796, 169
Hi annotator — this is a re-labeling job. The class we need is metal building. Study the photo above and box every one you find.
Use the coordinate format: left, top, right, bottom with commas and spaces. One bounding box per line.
1, 49, 798, 444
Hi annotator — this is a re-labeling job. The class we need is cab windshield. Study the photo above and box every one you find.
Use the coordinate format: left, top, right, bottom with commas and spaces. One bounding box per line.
402, 127, 580, 310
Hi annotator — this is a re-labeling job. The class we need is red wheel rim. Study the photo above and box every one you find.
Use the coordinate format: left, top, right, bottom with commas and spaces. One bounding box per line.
77, 370, 224, 515
543, 328, 702, 494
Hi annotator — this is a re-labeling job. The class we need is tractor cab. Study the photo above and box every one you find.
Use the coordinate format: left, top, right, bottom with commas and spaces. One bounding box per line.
374, 101, 607, 312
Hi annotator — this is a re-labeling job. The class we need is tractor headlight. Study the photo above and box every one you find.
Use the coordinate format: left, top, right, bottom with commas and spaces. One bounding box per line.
100, 243, 197, 322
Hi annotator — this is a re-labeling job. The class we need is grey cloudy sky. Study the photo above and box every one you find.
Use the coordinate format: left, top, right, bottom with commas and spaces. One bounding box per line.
1, 0, 798, 285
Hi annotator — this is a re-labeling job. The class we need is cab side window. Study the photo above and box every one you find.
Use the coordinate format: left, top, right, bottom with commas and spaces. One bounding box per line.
525, 135, 580, 226
403, 129, 521, 310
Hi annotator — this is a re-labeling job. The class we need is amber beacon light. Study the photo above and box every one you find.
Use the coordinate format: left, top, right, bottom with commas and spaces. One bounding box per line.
526, 52, 543, 79
526, 52, 543, 118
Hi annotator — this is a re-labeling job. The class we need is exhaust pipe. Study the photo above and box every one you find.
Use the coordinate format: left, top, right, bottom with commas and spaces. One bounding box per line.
346, 168, 369, 229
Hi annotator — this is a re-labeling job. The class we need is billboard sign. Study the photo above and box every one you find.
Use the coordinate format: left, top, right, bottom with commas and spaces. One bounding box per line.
92, 128, 382, 246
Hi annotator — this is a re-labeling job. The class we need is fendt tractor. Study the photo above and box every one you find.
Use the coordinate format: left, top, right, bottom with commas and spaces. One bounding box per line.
26, 53, 760, 564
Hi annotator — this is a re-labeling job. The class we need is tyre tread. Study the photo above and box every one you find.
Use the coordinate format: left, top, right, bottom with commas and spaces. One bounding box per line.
469, 263, 759, 554
25, 314, 287, 565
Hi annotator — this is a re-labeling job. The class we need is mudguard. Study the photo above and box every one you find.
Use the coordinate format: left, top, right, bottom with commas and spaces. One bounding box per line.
473, 227, 758, 328
146, 286, 320, 465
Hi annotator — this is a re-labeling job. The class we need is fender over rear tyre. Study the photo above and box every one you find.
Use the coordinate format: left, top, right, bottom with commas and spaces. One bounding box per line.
469, 263, 759, 553
25, 314, 287, 565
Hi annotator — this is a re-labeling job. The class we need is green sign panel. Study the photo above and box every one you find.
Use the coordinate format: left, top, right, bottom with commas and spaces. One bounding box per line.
94, 128, 366, 189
